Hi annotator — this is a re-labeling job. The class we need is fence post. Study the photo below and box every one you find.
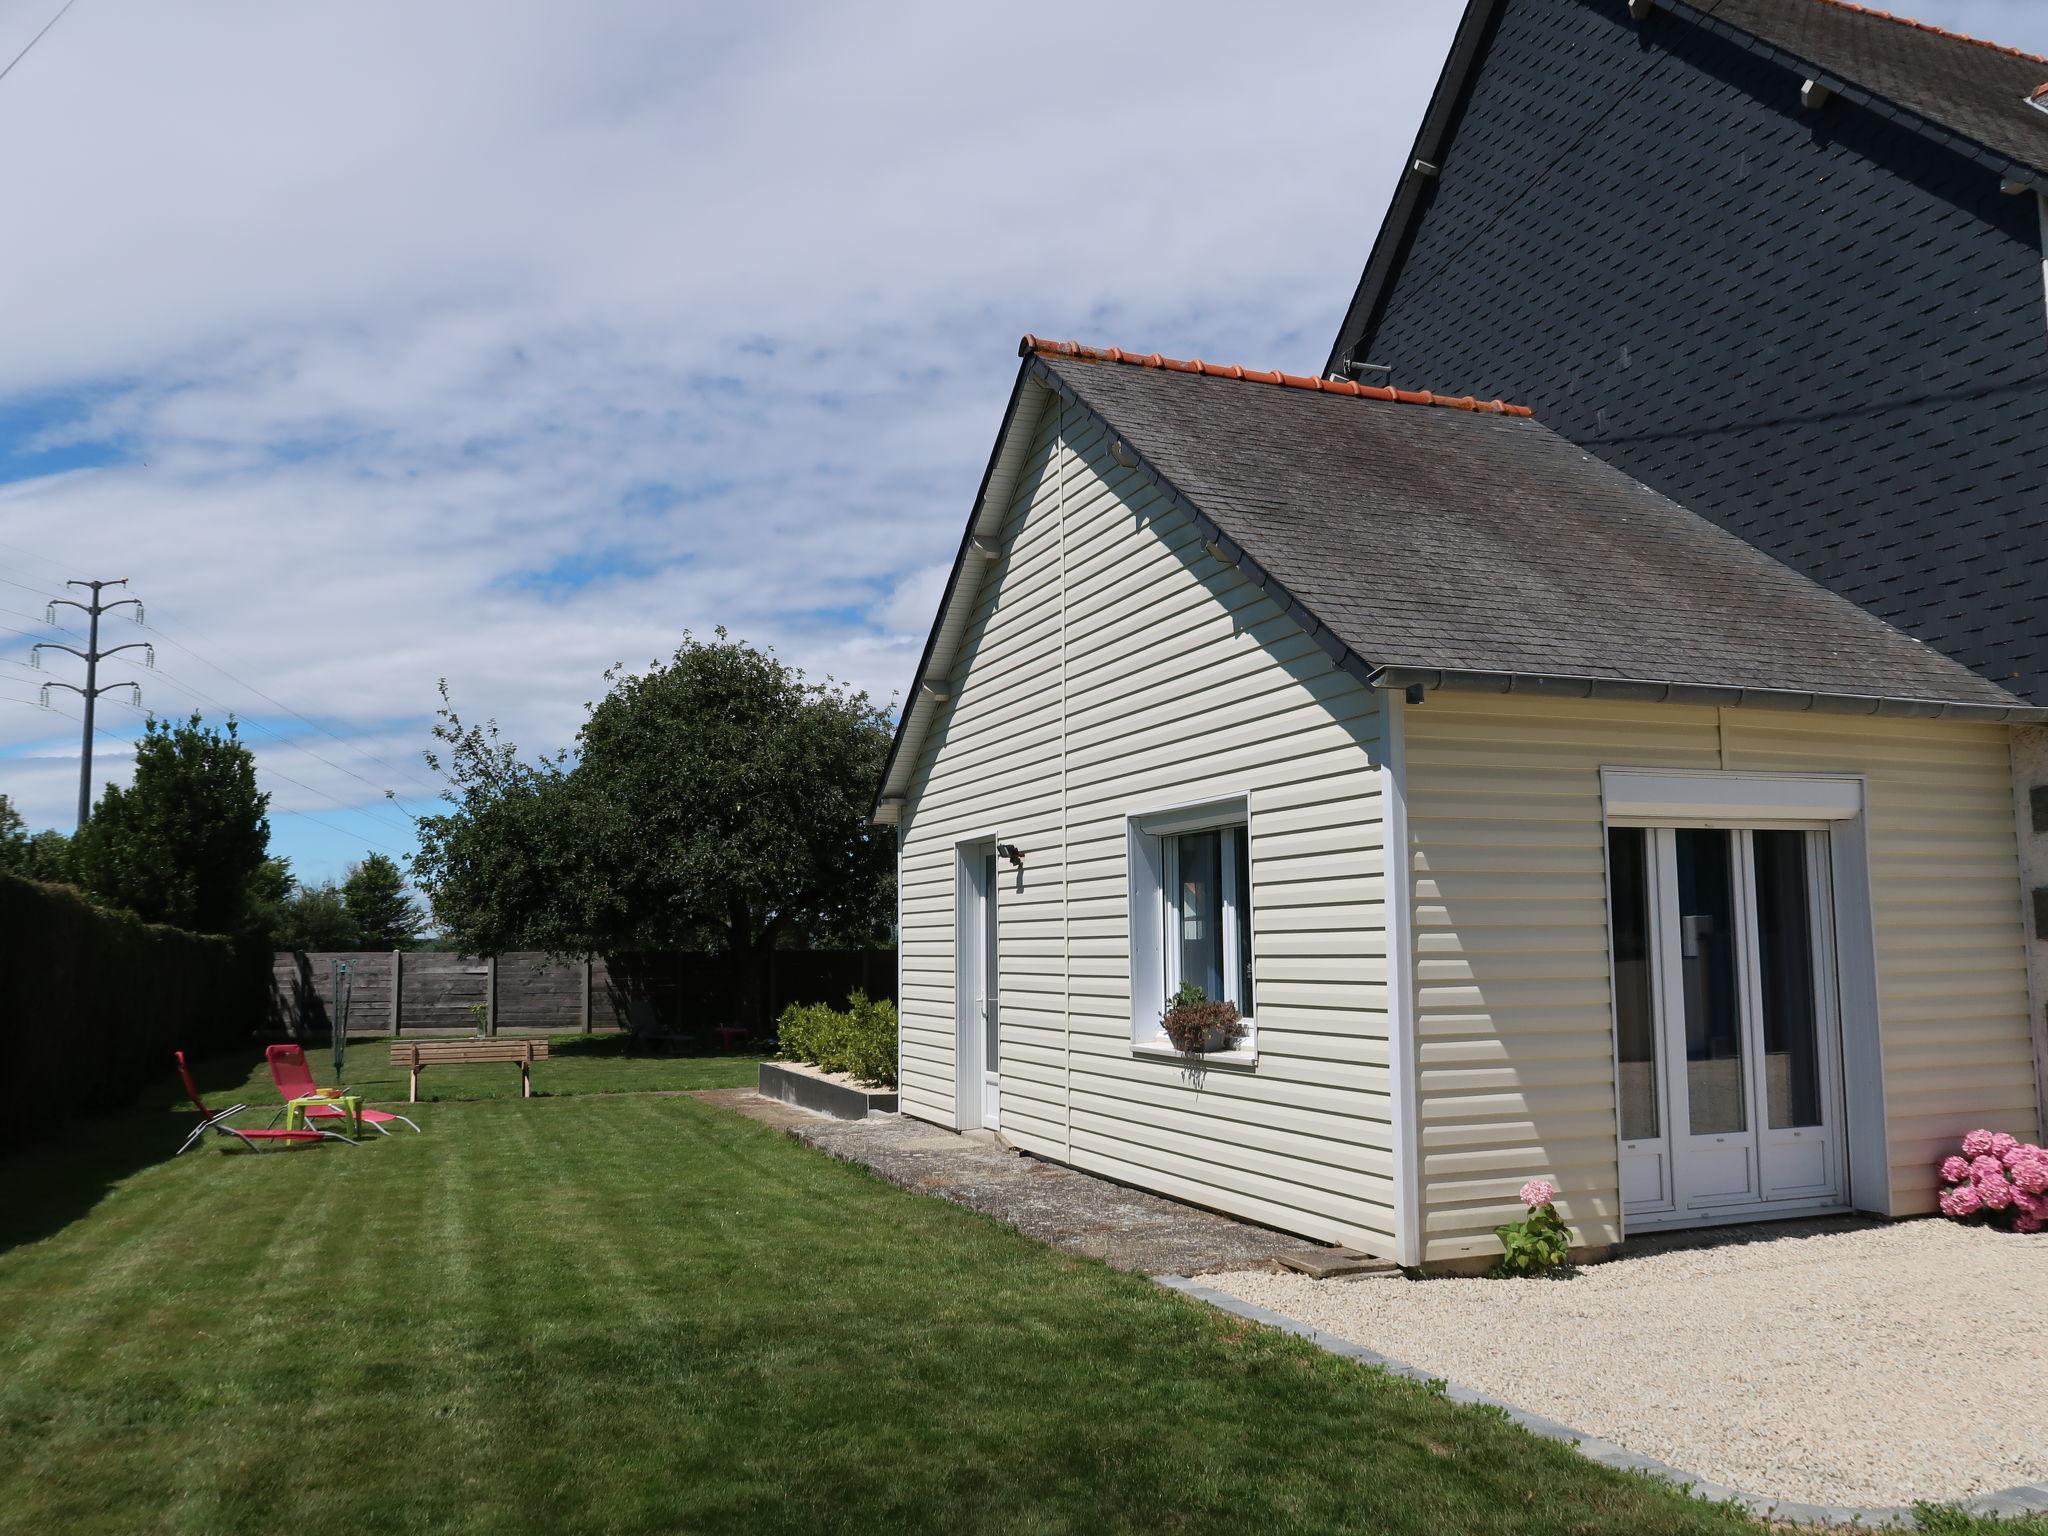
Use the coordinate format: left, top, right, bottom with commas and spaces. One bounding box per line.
580, 956, 592, 1033
391, 950, 403, 1036
486, 955, 498, 1037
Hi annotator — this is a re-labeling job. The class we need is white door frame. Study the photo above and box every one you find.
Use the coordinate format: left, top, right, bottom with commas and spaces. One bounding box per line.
1601, 769, 1891, 1234
954, 840, 1000, 1131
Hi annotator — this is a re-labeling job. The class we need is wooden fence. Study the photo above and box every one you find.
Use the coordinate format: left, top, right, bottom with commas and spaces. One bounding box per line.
268, 949, 895, 1039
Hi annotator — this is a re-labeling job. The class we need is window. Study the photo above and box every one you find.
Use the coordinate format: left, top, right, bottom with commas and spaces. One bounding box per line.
1129, 800, 1256, 1056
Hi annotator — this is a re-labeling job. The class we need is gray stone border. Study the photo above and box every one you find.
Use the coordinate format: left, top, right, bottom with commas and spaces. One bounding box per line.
1155, 1276, 2048, 1530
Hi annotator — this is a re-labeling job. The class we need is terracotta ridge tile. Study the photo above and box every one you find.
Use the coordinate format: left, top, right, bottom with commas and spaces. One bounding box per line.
1802, 0, 2048, 68
1018, 335, 1535, 418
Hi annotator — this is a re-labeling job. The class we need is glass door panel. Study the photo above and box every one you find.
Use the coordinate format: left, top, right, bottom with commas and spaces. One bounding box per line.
1674, 829, 1746, 1137
1609, 828, 1659, 1141
1753, 830, 1821, 1129
1609, 827, 1671, 1213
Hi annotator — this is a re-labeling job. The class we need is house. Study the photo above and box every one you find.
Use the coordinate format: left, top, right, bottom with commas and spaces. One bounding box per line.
1330, 0, 2048, 704
874, 0, 2048, 1271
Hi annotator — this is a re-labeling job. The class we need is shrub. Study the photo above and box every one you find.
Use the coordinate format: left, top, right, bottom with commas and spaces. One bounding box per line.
0, 871, 266, 1148
776, 989, 897, 1086
1160, 981, 1245, 1054
1937, 1129, 2048, 1232
1489, 1178, 1571, 1278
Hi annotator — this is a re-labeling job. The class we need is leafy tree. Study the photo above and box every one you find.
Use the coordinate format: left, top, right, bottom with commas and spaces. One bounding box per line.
415, 631, 895, 958
272, 878, 358, 951
73, 713, 271, 935
342, 853, 427, 949
0, 798, 79, 886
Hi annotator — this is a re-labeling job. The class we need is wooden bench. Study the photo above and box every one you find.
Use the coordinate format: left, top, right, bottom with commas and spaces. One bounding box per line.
390, 1039, 549, 1102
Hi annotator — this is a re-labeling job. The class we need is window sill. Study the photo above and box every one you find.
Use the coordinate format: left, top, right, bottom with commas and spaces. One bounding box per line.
1131, 1037, 1259, 1069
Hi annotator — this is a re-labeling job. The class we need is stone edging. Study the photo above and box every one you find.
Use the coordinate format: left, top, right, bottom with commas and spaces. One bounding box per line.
1154, 1276, 2048, 1530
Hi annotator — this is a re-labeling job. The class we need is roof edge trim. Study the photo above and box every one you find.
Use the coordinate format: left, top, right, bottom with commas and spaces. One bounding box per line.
1371, 665, 2048, 723
870, 355, 1388, 824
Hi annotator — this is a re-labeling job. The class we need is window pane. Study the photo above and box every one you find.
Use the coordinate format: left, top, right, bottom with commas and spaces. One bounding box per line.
1175, 830, 1224, 1002
1607, 827, 1658, 1141
1676, 828, 1745, 1135
1232, 824, 1253, 1015
1755, 830, 1822, 1128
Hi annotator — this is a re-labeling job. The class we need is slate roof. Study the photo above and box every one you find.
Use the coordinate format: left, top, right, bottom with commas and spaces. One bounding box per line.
1031, 342, 2035, 712
1689, 0, 2048, 176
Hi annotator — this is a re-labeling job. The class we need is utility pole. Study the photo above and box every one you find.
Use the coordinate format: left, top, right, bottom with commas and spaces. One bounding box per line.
33, 578, 153, 828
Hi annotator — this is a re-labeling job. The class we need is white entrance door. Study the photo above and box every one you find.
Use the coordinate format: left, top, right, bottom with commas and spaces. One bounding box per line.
958, 843, 1000, 1131
1609, 825, 1845, 1228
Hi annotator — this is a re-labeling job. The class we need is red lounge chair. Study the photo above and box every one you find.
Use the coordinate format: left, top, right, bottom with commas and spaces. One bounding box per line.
264, 1043, 420, 1135
173, 1051, 357, 1154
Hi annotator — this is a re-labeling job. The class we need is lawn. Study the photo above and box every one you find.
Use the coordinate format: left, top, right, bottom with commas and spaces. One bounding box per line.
0, 1046, 2034, 1536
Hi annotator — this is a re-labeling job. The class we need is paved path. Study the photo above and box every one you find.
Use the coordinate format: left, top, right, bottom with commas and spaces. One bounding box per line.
698, 1090, 1341, 1275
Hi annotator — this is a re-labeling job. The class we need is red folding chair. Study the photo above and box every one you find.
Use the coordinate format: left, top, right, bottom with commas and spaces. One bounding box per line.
173, 1051, 357, 1153
265, 1043, 420, 1135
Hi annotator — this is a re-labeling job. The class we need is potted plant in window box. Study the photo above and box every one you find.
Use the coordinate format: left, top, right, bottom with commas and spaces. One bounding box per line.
1161, 982, 1246, 1055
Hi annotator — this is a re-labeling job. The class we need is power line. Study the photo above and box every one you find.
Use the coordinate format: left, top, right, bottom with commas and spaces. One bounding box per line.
126, 660, 430, 835
0, 0, 80, 91
6, 693, 415, 859
0, 548, 444, 802
36, 578, 149, 827
140, 620, 444, 797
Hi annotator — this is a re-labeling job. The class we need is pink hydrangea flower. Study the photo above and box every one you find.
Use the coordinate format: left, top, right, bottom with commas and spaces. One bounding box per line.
1979, 1176, 2015, 1211
2014, 1161, 2048, 1196
1939, 1155, 1971, 1184
2015, 1190, 2048, 1220
1971, 1155, 2007, 1185
1518, 1178, 1557, 1210
1961, 1129, 1996, 1159
1990, 1132, 2019, 1158
2018, 1215, 2045, 1234
1944, 1183, 1984, 1218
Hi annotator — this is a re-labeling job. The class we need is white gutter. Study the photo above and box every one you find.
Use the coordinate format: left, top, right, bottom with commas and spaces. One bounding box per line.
1370, 666, 2048, 724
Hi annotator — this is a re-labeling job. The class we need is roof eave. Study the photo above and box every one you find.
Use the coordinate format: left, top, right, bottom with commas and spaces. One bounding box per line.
870, 351, 1389, 824
1370, 664, 2048, 723
869, 358, 1051, 826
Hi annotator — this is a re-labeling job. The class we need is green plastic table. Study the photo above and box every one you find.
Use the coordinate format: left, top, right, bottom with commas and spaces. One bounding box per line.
285, 1094, 361, 1138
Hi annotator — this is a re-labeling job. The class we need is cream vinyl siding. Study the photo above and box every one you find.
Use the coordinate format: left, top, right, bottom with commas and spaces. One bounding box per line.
896, 389, 1399, 1255
1404, 692, 2033, 1265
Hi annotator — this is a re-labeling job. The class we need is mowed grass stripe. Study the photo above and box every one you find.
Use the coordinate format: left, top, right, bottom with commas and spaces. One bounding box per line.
0, 1047, 1973, 1534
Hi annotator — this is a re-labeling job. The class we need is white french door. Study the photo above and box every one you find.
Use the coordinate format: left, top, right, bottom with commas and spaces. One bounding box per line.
1610, 825, 1846, 1228
958, 843, 1001, 1131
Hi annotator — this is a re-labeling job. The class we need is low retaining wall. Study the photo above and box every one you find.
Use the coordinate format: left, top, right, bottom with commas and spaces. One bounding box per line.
758, 1061, 897, 1120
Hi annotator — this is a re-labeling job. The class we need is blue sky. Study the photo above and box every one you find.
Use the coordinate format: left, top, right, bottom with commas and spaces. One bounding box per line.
0, 0, 2042, 889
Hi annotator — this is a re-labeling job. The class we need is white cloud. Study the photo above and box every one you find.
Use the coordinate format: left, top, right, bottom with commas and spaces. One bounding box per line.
0, 0, 2029, 876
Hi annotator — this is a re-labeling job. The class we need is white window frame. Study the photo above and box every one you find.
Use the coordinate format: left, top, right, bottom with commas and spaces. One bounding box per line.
1128, 795, 1258, 1066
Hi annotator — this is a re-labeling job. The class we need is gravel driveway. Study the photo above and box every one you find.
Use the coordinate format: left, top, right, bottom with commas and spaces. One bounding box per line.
1204, 1218, 2048, 1509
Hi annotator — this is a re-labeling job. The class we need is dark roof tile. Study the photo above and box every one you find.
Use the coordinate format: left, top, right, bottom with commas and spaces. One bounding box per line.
1037, 345, 2029, 710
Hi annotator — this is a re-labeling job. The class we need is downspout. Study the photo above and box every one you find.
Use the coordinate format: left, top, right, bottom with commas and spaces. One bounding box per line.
1382, 691, 1422, 1268
1058, 395, 1073, 1159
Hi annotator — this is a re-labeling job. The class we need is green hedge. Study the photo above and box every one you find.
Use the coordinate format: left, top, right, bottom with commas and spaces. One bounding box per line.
0, 872, 265, 1149
775, 989, 897, 1087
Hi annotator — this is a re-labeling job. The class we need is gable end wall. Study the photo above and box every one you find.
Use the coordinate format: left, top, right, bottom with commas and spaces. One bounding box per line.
895, 392, 1400, 1256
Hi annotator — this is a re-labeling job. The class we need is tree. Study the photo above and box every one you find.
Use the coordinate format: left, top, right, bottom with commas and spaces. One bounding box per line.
73, 713, 271, 934
272, 878, 358, 950
414, 631, 896, 958
0, 798, 79, 886
342, 853, 427, 949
